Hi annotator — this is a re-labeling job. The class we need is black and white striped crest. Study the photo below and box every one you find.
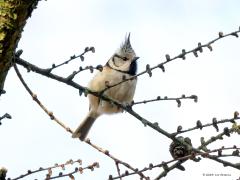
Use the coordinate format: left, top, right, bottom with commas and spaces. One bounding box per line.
120, 33, 135, 54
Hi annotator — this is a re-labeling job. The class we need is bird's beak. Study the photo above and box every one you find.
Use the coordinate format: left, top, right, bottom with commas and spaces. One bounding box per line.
132, 56, 140, 61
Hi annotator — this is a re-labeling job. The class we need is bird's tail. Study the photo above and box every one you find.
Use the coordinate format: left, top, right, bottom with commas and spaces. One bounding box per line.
72, 112, 97, 141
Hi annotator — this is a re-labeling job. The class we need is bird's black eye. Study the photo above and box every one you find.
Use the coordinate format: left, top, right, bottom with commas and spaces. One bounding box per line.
114, 54, 128, 61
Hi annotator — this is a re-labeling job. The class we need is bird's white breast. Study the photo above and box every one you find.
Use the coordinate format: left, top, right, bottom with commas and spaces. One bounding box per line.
88, 68, 137, 114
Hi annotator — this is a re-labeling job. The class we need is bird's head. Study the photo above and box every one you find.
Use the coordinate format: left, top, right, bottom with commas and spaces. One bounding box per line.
107, 33, 139, 75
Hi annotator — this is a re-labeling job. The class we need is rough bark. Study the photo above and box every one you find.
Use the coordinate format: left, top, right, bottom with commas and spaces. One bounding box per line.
0, 0, 39, 94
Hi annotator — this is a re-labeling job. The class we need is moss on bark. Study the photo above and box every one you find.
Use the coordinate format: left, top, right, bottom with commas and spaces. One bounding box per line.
0, 0, 39, 93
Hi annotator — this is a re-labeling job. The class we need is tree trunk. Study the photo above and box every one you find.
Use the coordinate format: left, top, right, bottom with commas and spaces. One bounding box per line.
0, 0, 39, 95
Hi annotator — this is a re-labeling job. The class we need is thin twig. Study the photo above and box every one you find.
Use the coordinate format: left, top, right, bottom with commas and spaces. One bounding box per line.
13, 64, 72, 133
172, 116, 240, 136
114, 162, 122, 180
198, 127, 234, 150
154, 161, 183, 180
65, 64, 103, 82
48, 162, 99, 180
11, 159, 83, 180
46, 47, 95, 73
131, 94, 197, 107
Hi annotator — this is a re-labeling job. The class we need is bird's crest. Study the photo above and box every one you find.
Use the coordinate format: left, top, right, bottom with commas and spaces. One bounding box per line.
120, 33, 135, 54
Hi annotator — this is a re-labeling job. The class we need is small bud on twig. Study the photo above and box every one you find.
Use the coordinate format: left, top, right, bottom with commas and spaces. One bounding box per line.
146, 64, 152, 77
177, 125, 182, 132
212, 117, 219, 132
165, 54, 170, 61
181, 49, 186, 60
207, 44, 213, 51
198, 42, 203, 53
96, 65, 103, 71
200, 137, 205, 145
158, 64, 165, 72
231, 32, 239, 38
70, 55, 76, 60
89, 46, 95, 53
80, 55, 84, 61
176, 99, 181, 107
196, 120, 203, 130
193, 51, 198, 57
218, 31, 224, 38
223, 127, 231, 137
190, 95, 198, 102
89, 66, 94, 73
149, 163, 153, 170
234, 111, 239, 119
84, 47, 89, 52
232, 149, 239, 156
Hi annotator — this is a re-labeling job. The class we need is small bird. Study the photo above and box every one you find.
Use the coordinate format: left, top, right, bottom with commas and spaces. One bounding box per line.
72, 34, 139, 140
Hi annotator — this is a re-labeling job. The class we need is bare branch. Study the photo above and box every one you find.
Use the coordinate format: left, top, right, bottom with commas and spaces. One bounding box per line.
114, 162, 122, 180
198, 127, 235, 150
65, 64, 102, 82
131, 94, 198, 107
172, 113, 240, 136
10, 159, 99, 180
13, 64, 73, 133
46, 46, 95, 73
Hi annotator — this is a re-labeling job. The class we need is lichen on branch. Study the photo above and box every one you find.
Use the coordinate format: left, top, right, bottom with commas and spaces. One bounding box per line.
0, 0, 40, 93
